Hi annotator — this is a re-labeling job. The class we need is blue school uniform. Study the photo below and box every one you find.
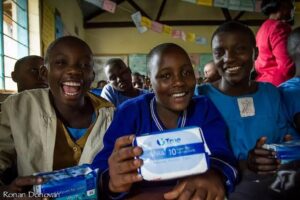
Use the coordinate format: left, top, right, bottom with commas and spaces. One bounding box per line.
92, 93, 238, 194
279, 77, 300, 124
101, 84, 148, 107
198, 82, 297, 161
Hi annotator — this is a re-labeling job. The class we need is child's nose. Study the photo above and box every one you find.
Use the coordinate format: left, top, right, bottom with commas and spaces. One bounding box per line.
224, 50, 235, 63
65, 64, 84, 75
173, 75, 185, 86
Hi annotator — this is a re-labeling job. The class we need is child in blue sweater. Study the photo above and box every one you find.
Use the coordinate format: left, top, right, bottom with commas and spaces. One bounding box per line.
93, 43, 237, 199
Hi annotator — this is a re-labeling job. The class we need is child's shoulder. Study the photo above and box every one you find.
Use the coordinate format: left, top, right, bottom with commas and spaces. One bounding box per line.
5, 88, 49, 103
279, 77, 300, 91
118, 92, 155, 110
2, 88, 51, 112
191, 95, 214, 109
258, 82, 279, 92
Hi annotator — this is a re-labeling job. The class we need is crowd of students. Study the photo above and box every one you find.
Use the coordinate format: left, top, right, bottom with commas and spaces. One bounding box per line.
0, 1, 299, 199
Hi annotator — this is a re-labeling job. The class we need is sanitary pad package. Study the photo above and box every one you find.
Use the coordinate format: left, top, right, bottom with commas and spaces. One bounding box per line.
133, 126, 211, 181
262, 140, 300, 164
33, 164, 98, 199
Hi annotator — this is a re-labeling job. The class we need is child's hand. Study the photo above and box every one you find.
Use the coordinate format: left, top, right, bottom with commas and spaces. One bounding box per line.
108, 135, 143, 193
0, 175, 43, 193
247, 137, 280, 174
163, 169, 225, 200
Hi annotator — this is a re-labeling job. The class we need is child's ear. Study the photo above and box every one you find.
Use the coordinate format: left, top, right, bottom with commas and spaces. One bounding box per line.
11, 71, 17, 83
39, 65, 48, 80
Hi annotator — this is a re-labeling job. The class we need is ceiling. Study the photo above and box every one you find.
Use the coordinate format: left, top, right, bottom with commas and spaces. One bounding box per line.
78, 0, 300, 28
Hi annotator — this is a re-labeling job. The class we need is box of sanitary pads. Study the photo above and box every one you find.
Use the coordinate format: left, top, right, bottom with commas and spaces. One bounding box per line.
133, 126, 211, 181
33, 164, 98, 200
263, 140, 300, 164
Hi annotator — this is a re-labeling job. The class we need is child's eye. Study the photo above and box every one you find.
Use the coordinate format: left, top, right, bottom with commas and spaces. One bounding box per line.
236, 46, 247, 52
159, 73, 171, 79
213, 49, 224, 57
30, 68, 39, 75
54, 59, 66, 66
182, 69, 193, 77
79, 63, 92, 69
109, 75, 117, 81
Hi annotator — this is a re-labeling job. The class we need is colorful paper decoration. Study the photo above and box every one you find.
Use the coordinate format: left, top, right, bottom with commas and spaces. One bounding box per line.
132, 13, 207, 45
196, 36, 207, 45
186, 33, 196, 42
172, 30, 182, 39
196, 0, 213, 6
140, 16, 152, 28
162, 25, 173, 35
102, 0, 116, 13
151, 21, 163, 33
131, 11, 148, 33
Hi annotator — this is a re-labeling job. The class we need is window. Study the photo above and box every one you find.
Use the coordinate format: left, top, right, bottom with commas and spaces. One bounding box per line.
1, 0, 29, 91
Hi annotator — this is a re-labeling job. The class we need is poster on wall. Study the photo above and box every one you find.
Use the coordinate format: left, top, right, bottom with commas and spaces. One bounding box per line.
93, 55, 128, 87
127, 53, 212, 79
128, 54, 147, 75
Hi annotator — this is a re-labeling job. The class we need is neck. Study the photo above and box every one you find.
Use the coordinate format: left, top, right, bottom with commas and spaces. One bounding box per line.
216, 78, 257, 96
156, 100, 181, 129
269, 13, 280, 20
50, 93, 94, 128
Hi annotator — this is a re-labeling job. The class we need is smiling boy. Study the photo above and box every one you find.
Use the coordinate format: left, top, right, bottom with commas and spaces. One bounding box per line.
0, 36, 114, 195
101, 58, 147, 107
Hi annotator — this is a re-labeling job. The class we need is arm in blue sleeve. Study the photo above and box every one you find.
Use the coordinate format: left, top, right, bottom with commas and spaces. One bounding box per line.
92, 103, 137, 172
201, 98, 238, 193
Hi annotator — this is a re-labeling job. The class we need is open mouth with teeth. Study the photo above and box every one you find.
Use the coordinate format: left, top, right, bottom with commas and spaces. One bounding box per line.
171, 92, 188, 98
61, 81, 82, 96
225, 66, 241, 74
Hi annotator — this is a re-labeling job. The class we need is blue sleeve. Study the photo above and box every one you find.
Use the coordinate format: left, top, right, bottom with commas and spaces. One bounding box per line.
92, 103, 137, 172
279, 86, 300, 125
201, 98, 238, 193
277, 93, 300, 139
101, 85, 117, 106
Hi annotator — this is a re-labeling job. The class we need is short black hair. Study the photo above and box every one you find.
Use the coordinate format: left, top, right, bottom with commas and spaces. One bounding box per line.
14, 55, 43, 71
105, 58, 127, 69
287, 27, 300, 59
147, 43, 190, 75
211, 21, 256, 47
261, 0, 294, 16
45, 36, 92, 65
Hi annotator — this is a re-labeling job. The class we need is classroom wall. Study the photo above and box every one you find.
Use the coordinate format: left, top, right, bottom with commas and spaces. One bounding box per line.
85, 25, 261, 55
85, 2, 265, 55
45, 0, 85, 39
28, 0, 41, 55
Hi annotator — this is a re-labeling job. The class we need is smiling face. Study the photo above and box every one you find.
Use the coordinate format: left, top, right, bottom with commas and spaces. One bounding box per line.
45, 37, 94, 107
212, 31, 255, 86
105, 60, 133, 92
149, 46, 196, 113
132, 74, 144, 89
